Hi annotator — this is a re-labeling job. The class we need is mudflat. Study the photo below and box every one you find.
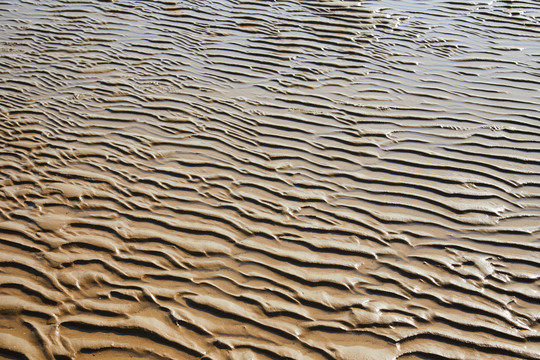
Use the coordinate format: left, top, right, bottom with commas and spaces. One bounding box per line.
1, 0, 539, 359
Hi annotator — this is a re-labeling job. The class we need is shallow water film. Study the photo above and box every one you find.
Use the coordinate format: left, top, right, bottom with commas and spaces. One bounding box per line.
1, 0, 540, 359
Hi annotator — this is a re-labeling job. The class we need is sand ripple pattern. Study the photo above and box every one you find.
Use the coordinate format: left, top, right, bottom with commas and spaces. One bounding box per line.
1, 0, 540, 359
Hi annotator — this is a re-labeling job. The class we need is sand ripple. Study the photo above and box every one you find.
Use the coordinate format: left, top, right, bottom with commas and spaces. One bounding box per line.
1, 0, 540, 359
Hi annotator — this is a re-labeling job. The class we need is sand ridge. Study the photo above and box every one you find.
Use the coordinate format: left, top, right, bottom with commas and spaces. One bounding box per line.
0, 0, 539, 359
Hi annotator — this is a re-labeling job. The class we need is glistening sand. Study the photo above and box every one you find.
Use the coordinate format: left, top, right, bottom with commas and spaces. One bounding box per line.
0, 0, 539, 359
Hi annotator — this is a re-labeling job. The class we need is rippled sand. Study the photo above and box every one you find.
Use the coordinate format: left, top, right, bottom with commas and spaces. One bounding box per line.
1, 0, 540, 359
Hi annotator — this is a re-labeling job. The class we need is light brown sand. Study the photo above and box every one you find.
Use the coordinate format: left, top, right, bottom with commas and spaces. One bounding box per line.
1, 0, 539, 359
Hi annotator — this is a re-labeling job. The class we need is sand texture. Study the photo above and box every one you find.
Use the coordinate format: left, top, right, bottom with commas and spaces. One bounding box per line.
1, 0, 540, 359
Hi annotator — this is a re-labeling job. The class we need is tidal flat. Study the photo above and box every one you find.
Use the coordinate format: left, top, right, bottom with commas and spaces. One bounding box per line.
0, 0, 539, 359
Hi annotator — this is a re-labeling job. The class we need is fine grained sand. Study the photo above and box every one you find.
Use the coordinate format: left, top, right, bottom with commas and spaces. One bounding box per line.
0, 0, 539, 359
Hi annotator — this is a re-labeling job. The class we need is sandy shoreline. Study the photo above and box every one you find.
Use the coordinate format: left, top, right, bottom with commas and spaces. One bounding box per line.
1, 0, 539, 359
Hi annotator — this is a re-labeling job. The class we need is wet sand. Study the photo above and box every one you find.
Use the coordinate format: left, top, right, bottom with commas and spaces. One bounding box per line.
1, 0, 540, 359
